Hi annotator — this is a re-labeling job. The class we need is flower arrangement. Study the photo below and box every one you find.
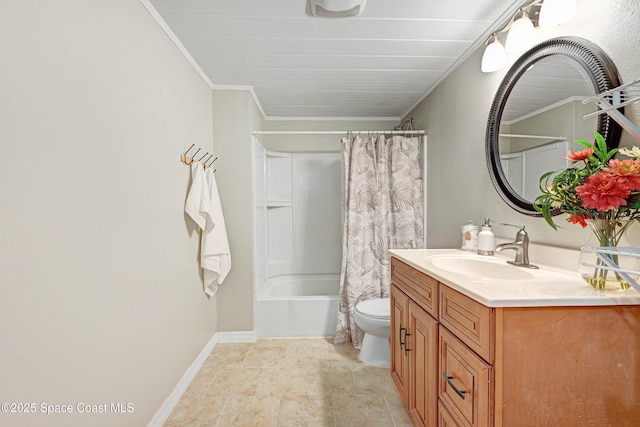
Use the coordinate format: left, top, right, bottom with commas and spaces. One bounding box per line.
534, 131, 640, 230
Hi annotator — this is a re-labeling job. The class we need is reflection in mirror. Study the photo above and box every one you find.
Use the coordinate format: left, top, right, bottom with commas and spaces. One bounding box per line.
486, 37, 623, 216
499, 55, 597, 201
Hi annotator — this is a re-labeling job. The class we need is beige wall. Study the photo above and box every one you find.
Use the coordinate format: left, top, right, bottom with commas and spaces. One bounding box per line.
211, 90, 265, 332
408, 0, 640, 249
0, 1, 217, 426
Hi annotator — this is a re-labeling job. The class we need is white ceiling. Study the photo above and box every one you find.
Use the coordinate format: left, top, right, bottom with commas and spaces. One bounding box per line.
145, 0, 524, 120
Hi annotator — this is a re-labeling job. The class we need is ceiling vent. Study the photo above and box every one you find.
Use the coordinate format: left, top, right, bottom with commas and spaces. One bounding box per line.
306, 0, 367, 18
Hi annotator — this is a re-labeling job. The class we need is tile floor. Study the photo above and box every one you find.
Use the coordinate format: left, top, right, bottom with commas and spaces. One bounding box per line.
164, 337, 412, 426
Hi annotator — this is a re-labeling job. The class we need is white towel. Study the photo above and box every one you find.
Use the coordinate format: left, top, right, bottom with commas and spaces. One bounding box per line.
201, 167, 231, 296
184, 162, 231, 297
184, 161, 214, 232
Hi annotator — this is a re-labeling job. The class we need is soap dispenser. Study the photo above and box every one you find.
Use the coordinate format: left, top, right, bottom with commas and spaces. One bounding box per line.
477, 218, 495, 256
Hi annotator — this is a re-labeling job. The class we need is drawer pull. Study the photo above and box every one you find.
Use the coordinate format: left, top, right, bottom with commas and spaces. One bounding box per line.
442, 372, 466, 400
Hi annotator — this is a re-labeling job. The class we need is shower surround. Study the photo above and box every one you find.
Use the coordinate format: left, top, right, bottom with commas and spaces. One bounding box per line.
253, 138, 342, 337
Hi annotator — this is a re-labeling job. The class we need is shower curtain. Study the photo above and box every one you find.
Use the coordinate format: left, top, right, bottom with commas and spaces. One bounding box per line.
334, 134, 424, 348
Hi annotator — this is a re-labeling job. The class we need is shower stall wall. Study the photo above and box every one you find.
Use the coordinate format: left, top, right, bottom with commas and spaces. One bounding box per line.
253, 137, 342, 337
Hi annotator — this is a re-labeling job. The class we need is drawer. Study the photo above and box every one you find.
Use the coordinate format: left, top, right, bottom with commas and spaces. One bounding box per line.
438, 400, 466, 427
439, 327, 492, 427
439, 285, 494, 363
391, 257, 438, 317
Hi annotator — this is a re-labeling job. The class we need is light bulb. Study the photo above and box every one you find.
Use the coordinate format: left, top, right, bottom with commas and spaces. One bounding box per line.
481, 36, 507, 73
505, 11, 536, 53
539, 0, 577, 27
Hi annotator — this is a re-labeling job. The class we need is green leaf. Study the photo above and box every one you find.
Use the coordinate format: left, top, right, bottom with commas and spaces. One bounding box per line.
574, 138, 593, 149
602, 147, 619, 163
538, 170, 556, 189
626, 193, 640, 209
542, 206, 558, 230
594, 131, 607, 152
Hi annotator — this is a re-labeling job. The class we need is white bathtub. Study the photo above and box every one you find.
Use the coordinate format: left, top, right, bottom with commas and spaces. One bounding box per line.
255, 274, 340, 338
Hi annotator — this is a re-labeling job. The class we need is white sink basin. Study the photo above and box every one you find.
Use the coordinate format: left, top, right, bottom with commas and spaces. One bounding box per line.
426, 254, 535, 280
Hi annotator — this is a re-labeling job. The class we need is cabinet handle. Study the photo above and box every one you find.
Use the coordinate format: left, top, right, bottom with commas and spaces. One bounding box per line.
404, 332, 411, 355
399, 325, 406, 349
442, 372, 466, 400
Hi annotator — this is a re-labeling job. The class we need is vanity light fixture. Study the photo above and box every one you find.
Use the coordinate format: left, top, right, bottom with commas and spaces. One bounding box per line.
481, 34, 507, 73
539, 0, 577, 27
481, 0, 577, 73
505, 10, 536, 53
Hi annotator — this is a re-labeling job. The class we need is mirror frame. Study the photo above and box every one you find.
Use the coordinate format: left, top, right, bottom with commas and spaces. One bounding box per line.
486, 36, 624, 216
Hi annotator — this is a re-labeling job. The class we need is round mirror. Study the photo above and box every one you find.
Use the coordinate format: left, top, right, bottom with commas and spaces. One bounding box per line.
486, 37, 624, 216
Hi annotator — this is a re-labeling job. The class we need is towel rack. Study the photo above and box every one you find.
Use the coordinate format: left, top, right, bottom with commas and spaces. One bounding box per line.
180, 144, 217, 170
583, 78, 640, 142
499, 133, 565, 141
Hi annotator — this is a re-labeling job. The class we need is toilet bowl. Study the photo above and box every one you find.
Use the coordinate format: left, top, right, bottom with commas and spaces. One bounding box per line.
353, 297, 391, 367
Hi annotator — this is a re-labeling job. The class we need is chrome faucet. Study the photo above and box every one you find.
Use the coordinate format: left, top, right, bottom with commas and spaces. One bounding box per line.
495, 224, 539, 269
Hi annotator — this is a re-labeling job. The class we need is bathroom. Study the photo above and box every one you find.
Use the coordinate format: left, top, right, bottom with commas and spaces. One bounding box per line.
2, 0, 639, 426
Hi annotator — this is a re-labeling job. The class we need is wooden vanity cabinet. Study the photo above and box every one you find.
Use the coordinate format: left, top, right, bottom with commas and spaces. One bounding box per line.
391, 255, 640, 427
391, 258, 439, 427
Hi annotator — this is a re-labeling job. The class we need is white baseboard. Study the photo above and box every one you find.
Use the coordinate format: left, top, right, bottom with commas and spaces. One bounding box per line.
216, 330, 256, 343
147, 330, 256, 427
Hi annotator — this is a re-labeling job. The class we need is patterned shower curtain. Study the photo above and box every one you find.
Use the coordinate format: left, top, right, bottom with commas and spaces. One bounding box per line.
334, 134, 424, 348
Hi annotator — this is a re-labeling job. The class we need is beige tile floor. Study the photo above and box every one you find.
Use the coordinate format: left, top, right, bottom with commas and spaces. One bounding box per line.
164, 337, 412, 426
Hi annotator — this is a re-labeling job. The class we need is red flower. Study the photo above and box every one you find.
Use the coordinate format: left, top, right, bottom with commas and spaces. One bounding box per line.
567, 214, 590, 228
564, 147, 594, 161
575, 172, 631, 211
603, 159, 640, 190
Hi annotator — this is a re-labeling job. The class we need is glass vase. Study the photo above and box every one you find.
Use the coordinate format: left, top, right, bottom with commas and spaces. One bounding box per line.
578, 219, 639, 291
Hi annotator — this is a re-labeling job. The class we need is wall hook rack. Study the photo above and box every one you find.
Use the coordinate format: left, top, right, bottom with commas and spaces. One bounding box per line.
180, 144, 217, 170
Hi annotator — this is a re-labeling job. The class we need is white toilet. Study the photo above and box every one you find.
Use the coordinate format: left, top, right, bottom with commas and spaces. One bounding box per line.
354, 297, 391, 367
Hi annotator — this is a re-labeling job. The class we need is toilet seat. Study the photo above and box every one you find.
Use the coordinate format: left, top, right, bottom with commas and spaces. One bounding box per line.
355, 298, 390, 320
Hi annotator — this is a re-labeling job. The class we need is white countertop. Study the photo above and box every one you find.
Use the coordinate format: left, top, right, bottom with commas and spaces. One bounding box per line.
389, 248, 640, 308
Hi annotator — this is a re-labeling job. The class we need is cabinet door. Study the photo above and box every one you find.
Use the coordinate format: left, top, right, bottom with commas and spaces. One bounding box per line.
391, 284, 409, 406
408, 300, 438, 427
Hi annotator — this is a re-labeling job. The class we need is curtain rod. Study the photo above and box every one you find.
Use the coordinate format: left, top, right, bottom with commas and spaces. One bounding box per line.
252, 130, 425, 136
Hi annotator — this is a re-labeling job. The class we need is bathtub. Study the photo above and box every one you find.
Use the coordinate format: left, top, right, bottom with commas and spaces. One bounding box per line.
255, 274, 340, 338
